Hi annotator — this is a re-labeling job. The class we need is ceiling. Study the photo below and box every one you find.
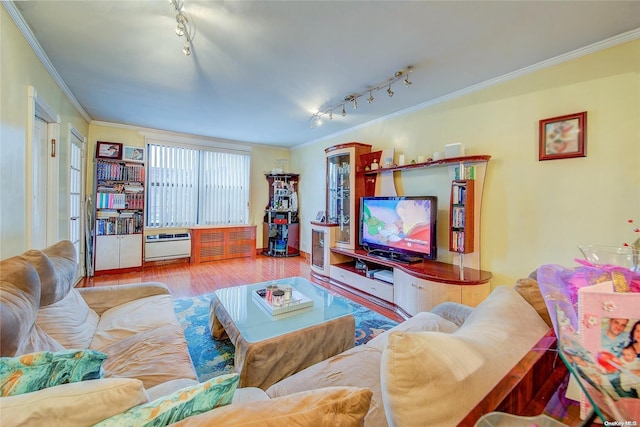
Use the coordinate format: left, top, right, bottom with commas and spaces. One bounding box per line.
8, 1, 640, 147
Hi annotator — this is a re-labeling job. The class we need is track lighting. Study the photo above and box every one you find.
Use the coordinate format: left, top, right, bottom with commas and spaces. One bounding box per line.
309, 67, 413, 128
170, 0, 195, 56
404, 75, 412, 87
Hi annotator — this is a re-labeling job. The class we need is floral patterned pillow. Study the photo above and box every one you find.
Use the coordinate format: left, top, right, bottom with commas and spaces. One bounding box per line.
94, 373, 239, 427
0, 349, 107, 396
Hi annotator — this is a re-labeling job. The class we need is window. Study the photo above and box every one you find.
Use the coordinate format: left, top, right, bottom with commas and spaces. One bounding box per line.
146, 141, 250, 228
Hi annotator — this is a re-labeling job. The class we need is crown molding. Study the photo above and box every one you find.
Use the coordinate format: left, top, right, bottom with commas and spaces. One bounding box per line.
3, 1, 92, 123
301, 27, 640, 149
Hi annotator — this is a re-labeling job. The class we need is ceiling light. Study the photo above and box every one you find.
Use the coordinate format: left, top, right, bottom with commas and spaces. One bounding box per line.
309, 66, 413, 128
170, 0, 195, 57
175, 20, 185, 37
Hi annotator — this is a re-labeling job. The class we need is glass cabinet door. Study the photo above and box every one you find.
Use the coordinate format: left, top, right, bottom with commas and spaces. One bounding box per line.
311, 228, 325, 269
326, 152, 351, 247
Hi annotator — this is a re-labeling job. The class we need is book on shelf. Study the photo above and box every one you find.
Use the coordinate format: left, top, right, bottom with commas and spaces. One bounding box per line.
453, 166, 476, 180
452, 184, 467, 204
451, 231, 465, 252
96, 160, 145, 182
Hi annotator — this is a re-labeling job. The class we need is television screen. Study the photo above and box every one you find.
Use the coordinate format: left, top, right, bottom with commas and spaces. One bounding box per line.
359, 196, 437, 262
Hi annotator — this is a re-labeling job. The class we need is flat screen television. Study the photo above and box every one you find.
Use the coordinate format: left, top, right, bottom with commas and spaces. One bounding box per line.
359, 196, 437, 263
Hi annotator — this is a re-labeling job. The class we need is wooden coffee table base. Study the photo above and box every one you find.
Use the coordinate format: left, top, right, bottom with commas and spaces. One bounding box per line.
210, 295, 355, 390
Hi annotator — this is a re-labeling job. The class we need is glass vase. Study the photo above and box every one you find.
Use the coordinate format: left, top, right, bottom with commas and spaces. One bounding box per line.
578, 244, 639, 272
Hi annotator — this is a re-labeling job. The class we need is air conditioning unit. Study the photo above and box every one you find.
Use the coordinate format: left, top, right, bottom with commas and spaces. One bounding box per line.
145, 233, 191, 262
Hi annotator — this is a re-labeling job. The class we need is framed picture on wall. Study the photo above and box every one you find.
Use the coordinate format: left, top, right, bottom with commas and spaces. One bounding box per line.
123, 146, 145, 163
539, 111, 587, 161
96, 141, 123, 160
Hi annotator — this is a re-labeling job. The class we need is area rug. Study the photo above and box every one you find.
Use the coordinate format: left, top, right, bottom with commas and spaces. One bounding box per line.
173, 291, 398, 382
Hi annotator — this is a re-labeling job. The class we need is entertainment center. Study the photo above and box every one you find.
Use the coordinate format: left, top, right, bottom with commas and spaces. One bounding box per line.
310, 142, 492, 319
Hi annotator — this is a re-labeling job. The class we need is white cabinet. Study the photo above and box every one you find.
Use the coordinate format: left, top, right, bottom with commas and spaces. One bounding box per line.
393, 269, 490, 316
393, 269, 461, 316
329, 264, 394, 303
95, 234, 142, 271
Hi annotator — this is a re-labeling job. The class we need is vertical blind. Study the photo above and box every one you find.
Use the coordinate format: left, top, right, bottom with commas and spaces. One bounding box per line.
146, 142, 250, 227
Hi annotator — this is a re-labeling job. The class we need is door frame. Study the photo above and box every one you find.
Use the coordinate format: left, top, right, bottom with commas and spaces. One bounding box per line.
26, 86, 60, 248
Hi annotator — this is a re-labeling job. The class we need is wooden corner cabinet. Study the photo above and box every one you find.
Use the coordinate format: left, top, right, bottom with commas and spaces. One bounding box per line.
93, 158, 145, 273
449, 180, 475, 253
324, 142, 371, 250
262, 173, 299, 257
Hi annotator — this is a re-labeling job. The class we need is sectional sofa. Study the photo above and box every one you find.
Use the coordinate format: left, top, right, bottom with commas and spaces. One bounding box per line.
0, 240, 552, 426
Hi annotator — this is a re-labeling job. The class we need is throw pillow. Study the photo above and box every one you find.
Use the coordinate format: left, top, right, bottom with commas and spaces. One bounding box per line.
94, 373, 239, 427
0, 378, 147, 427
514, 277, 553, 327
0, 349, 107, 397
380, 286, 550, 427
169, 386, 373, 427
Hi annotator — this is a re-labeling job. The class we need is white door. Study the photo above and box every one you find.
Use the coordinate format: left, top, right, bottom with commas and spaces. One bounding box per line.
69, 128, 86, 281
27, 87, 60, 250
31, 117, 48, 249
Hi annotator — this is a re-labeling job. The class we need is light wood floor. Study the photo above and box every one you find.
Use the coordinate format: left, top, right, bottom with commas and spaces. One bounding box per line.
80, 255, 404, 322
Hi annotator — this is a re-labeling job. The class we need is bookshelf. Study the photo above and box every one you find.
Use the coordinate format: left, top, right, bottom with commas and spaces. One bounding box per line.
94, 158, 145, 272
449, 180, 475, 254
262, 173, 299, 257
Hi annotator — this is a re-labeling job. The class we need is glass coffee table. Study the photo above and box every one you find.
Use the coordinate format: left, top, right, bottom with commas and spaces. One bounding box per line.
209, 276, 355, 389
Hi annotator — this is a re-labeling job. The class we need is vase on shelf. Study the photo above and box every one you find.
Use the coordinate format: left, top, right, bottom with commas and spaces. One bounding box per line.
578, 244, 639, 272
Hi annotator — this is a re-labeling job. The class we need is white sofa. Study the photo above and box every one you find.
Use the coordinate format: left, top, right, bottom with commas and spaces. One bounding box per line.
265, 284, 551, 427
0, 240, 550, 426
0, 241, 373, 427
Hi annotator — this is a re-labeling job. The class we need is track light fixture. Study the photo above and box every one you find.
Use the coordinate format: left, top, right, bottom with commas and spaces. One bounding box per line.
170, 0, 195, 56
310, 67, 413, 128
387, 84, 394, 97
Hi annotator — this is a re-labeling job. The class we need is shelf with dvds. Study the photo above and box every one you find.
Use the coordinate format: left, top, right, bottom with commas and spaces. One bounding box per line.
449, 179, 474, 254
94, 157, 145, 272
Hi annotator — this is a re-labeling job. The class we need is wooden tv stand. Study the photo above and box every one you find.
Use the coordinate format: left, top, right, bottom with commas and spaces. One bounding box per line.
329, 248, 492, 319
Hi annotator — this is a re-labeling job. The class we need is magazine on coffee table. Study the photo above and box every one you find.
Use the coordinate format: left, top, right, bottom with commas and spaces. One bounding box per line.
252, 286, 313, 316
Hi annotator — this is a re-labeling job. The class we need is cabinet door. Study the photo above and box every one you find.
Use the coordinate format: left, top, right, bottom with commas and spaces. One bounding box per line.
119, 235, 143, 268
393, 269, 419, 316
394, 269, 461, 315
326, 151, 353, 248
95, 235, 121, 271
311, 228, 325, 270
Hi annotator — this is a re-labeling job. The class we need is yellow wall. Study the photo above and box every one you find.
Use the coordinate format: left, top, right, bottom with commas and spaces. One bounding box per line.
1, 6, 90, 257
291, 39, 640, 287
87, 123, 289, 246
